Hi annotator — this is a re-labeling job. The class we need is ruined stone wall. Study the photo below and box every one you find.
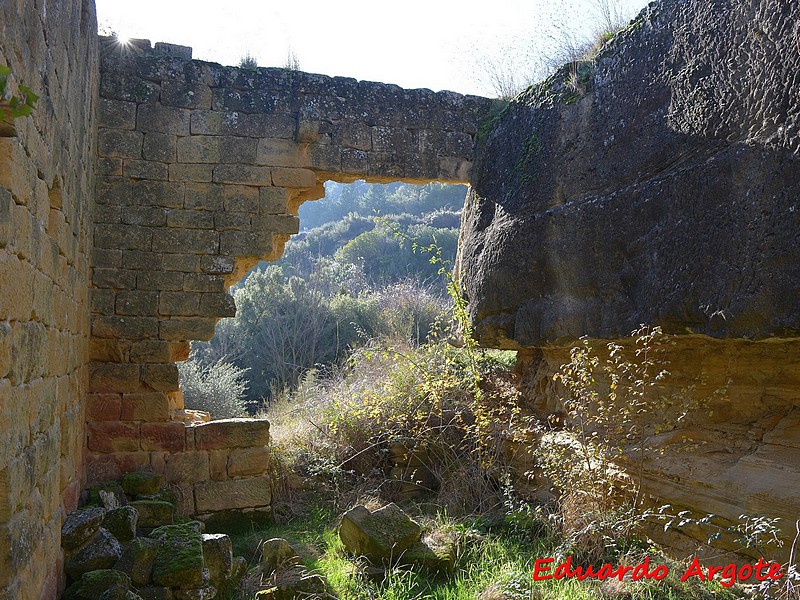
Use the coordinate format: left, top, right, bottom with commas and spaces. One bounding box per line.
88, 39, 494, 512
0, 2, 99, 598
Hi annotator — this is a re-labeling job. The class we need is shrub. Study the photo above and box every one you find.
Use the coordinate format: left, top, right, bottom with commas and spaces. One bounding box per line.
178, 358, 248, 419
238, 52, 257, 70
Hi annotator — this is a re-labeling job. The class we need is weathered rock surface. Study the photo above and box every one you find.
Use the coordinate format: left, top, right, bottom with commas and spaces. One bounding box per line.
123, 472, 164, 497
460, 0, 800, 346
63, 569, 131, 600
103, 506, 139, 543
260, 538, 300, 575
115, 538, 160, 587
65, 528, 124, 580
457, 0, 800, 548
62, 507, 107, 550
339, 503, 422, 562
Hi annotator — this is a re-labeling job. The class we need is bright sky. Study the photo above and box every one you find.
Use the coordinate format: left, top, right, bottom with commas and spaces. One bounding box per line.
95, 0, 649, 97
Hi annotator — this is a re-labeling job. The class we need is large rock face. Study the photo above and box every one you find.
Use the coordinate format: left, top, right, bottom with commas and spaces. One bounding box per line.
457, 0, 800, 547
459, 0, 800, 347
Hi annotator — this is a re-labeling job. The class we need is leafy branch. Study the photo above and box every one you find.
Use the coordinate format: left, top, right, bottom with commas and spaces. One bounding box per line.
0, 65, 38, 120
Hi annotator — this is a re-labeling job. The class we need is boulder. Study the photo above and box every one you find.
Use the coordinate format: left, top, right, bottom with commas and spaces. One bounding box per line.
65, 528, 124, 580
103, 506, 139, 543
122, 472, 163, 497
62, 507, 106, 550
260, 538, 300, 575
62, 569, 131, 599
130, 500, 175, 529
339, 503, 421, 562
149, 523, 206, 589
114, 537, 160, 586
89, 482, 128, 509
399, 531, 458, 573
201, 533, 233, 586
255, 566, 326, 600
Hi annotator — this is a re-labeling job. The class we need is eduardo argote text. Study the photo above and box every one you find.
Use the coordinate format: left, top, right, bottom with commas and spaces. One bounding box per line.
533, 556, 785, 588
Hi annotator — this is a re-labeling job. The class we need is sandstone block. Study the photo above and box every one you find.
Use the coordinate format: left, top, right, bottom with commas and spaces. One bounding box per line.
103, 506, 139, 543
200, 256, 236, 275
64, 529, 123, 580
93, 248, 123, 269
159, 318, 217, 342
271, 167, 316, 189
114, 537, 160, 586
61, 507, 106, 550
87, 394, 123, 422
252, 214, 300, 235
260, 538, 300, 575
161, 81, 212, 110
169, 163, 213, 183
309, 144, 341, 172
92, 316, 159, 340
123, 160, 169, 181
130, 340, 189, 363
195, 419, 270, 450
159, 291, 201, 316
137, 271, 184, 292
131, 180, 185, 209
184, 274, 225, 293
184, 183, 223, 211
137, 104, 191, 136
437, 157, 471, 182
194, 476, 271, 512
258, 187, 289, 214
166, 209, 214, 230
98, 129, 143, 159
178, 135, 256, 164
100, 73, 160, 104
152, 228, 218, 255
121, 392, 171, 422
122, 471, 163, 497
339, 503, 422, 562
95, 224, 153, 250
256, 138, 309, 168
212, 164, 271, 186
99, 99, 137, 129
140, 422, 187, 452
150, 523, 205, 588
219, 230, 272, 256
227, 446, 269, 478
130, 500, 175, 528
199, 293, 236, 318
87, 422, 141, 453
86, 453, 151, 487
123, 250, 164, 271
89, 363, 141, 394
121, 206, 167, 227
116, 291, 159, 317
92, 268, 137, 290
163, 254, 201, 272
213, 211, 251, 231
143, 133, 177, 163
164, 451, 210, 484
202, 533, 233, 586
209, 450, 228, 481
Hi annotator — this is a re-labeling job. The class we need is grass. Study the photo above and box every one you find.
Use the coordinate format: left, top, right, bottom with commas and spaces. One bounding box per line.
226, 498, 747, 600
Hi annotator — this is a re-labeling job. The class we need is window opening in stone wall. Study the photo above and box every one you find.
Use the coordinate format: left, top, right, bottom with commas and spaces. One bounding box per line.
178, 179, 469, 419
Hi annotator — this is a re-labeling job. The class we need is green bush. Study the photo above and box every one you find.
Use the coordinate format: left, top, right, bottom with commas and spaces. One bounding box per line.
178, 358, 248, 419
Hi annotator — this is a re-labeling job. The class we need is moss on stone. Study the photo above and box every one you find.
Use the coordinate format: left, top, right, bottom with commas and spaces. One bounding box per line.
122, 472, 163, 497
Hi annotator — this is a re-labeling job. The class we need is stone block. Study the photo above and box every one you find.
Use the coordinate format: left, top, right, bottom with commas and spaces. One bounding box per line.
94, 223, 153, 250
219, 230, 272, 256
162, 253, 201, 273
199, 293, 236, 318
121, 392, 171, 421
271, 167, 316, 189
151, 523, 204, 588
202, 533, 233, 586
97, 129, 143, 159
252, 214, 300, 235
169, 163, 213, 183
86, 453, 151, 487
214, 211, 251, 231
92, 315, 159, 340
184, 274, 225, 293
140, 422, 187, 452
341, 148, 369, 177
177, 136, 257, 164
89, 362, 141, 393
143, 133, 177, 163
209, 450, 228, 481
308, 143, 341, 172
159, 291, 201, 316
184, 183, 223, 211
114, 537, 160, 587
123, 159, 169, 181
91, 289, 116, 316
130, 500, 175, 528
437, 157, 471, 182
200, 255, 236, 275
99, 98, 137, 129
154, 42, 193, 59
131, 180, 185, 209
195, 419, 270, 450
123, 250, 164, 270
259, 187, 289, 214
116, 291, 159, 316
212, 164, 272, 186
93, 248, 123, 269
142, 364, 181, 392
137, 271, 184, 292
256, 138, 309, 168
227, 446, 269, 478
161, 81, 212, 110
100, 72, 160, 104
103, 505, 139, 543
137, 104, 191, 136
340, 123, 372, 150
166, 209, 214, 229
92, 268, 137, 290
86, 393, 123, 422
194, 476, 272, 512
159, 317, 217, 342
64, 528, 123, 580
87, 421, 141, 453
96, 176, 134, 206
152, 228, 218, 255
164, 451, 210, 484
130, 340, 190, 363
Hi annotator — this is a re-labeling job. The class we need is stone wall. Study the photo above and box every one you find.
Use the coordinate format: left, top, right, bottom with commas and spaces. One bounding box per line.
87, 39, 495, 510
0, 1, 99, 598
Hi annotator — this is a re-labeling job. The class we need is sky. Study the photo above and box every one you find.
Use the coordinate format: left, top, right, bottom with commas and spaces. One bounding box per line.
95, 0, 649, 98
